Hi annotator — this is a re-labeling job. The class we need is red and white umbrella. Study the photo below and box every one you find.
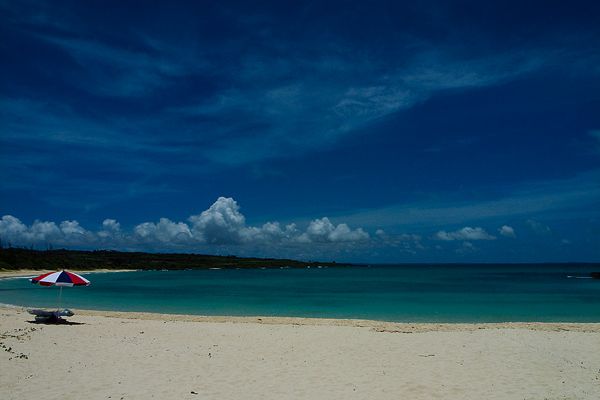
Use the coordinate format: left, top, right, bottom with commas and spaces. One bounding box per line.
30, 270, 90, 312
31, 270, 90, 287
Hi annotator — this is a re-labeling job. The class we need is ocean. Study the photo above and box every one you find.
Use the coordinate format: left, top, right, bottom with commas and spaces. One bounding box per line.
1, 264, 599, 322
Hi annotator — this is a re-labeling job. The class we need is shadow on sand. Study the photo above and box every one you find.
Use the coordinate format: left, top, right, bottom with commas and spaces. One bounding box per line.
27, 318, 85, 326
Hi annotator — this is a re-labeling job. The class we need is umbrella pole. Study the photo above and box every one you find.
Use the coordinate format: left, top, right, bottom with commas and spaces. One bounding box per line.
58, 286, 63, 311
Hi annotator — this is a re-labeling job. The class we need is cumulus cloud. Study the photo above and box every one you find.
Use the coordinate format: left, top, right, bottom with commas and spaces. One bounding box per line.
0, 215, 27, 239
242, 222, 299, 243
185, 197, 303, 244
297, 217, 369, 243
102, 219, 121, 231
0, 215, 93, 246
134, 218, 192, 244
188, 197, 247, 244
98, 219, 121, 239
498, 225, 516, 238
434, 227, 496, 241
28, 220, 62, 242
0, 197, 370, 250
60, 220, 87, 236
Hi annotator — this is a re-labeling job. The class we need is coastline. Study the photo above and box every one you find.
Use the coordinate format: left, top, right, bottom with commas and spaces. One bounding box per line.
0, 304, 600, 333
2, 304, 600, 331
73, 307, 600, 332
2, 305, 599, 400
0, 269, 137, 279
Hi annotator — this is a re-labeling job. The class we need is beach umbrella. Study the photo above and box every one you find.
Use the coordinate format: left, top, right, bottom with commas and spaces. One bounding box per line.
31, 270, 90, 310
31, 270, 90, 287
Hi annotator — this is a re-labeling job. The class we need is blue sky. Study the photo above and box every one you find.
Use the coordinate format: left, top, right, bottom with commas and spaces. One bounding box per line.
1, 0, 599, 262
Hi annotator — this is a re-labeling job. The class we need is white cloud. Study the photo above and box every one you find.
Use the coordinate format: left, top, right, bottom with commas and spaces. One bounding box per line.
102, 219, 121, 231
498, 225, 516, 238
59, 220, 95, 244
188, 199, 369, 245
0, 215, 27, 239
241, 222, 299, 243
0, 215, 95, 245
60, 220, 87, 236
188, 197, 247, 244
134, 218, 192, 244
28, 220, 62, 242
0, 197, 372, 250
297, 217, 369, 243
98, 219, 121, 239
434, 227, 496, 241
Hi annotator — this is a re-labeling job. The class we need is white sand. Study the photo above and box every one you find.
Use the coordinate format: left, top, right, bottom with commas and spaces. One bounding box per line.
1, 306, 599, 400
0, 269, 136, 279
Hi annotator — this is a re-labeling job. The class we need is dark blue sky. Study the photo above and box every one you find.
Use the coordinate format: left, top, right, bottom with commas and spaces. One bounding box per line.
1, 0, 599, 262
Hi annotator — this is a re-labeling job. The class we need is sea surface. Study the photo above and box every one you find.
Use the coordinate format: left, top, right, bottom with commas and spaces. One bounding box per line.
1, 264, 599, 322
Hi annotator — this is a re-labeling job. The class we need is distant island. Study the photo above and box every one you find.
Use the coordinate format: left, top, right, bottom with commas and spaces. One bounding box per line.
0, 248, 341, 271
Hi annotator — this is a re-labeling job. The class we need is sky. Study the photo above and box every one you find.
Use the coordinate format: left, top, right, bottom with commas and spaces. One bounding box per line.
1, 0, 599, 262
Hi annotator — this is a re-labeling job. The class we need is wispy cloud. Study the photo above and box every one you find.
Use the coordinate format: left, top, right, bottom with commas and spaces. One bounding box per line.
4, 6, 559, 167
34, 35, 197, 97
168, 48, 548, 165
0, 38, 558, 205
337, 170, 600, 229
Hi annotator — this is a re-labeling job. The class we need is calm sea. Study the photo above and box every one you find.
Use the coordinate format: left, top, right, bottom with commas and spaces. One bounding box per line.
1, 264, 599, 322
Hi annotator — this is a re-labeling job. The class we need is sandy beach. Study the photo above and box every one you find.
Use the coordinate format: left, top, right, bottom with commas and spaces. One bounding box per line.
1, 306, 599, 400
0, 269, 137, 279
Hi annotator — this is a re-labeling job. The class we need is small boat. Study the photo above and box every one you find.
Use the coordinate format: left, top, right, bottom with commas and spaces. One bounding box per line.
591, 272, 600, 279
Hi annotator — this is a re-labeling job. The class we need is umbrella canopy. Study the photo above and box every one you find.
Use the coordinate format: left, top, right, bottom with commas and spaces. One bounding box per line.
31, 270, 90, 287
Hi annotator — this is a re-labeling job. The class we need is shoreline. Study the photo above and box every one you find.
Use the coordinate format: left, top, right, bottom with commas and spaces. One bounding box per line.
2, 304, 599, 332
72, 309, 600, 333
0, 269, 137, 279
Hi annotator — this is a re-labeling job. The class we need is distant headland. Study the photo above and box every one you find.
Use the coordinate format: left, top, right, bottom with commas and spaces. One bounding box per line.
0, 248, 342, 271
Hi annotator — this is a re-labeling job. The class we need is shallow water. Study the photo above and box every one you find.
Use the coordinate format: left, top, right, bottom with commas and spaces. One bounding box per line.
1, 264, 599, 322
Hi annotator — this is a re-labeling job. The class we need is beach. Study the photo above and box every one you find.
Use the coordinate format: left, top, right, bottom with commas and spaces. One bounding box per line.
1, 306, 599, 400
0, 269, 137, 279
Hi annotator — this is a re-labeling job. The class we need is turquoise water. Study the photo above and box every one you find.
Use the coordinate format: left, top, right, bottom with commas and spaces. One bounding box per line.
1, 264, 599, 322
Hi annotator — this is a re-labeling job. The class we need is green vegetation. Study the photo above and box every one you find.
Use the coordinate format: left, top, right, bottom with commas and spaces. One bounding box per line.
0, 248, 340, 271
